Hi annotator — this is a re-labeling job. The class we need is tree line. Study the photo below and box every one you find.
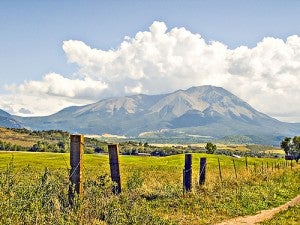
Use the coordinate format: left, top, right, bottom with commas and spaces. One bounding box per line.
0, 127, 288, 158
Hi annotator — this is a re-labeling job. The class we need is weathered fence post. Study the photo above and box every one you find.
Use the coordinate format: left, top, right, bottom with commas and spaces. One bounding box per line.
108, 144, 121, 194
69, 134, 84, 205
218, 158, 222, 181
183, 154, 192, 192
233, 159, 237, 179
199, 157, 206, 185
245, 157, 248, 171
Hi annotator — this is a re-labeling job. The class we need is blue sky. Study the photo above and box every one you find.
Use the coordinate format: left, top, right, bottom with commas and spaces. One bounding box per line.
0, 0, 300, 121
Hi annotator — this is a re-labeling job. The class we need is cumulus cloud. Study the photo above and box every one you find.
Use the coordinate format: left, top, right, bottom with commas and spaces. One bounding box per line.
0, 91, 95, 117
1, 21, 300, 121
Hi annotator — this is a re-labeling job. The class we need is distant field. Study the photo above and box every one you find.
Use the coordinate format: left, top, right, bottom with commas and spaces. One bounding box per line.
264, 149, 285, 154
0, 151, 299, 224
151, 143, 283, 154
0, 127, 284, 159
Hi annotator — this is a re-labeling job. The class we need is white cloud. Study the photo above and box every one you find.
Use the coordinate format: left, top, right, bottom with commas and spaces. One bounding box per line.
6, 73, 108, 99
2, 73, 108, 116
1, 21, 300, 122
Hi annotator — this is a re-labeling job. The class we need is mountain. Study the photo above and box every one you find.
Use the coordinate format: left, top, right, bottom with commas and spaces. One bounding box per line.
0, 109, 23, 128
14, 85, 300, 145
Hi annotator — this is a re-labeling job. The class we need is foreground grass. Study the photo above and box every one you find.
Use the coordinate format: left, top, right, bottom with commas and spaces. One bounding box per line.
0, 152, 299, 224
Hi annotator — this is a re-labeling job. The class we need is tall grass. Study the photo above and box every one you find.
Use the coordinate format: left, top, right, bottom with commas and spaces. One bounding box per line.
0, 152, 299, 224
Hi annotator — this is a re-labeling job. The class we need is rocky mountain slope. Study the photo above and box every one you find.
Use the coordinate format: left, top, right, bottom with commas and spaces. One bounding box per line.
9, 85, 300, 145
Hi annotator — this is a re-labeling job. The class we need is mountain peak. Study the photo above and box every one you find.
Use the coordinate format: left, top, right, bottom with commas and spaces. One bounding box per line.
12, 85, 300, 145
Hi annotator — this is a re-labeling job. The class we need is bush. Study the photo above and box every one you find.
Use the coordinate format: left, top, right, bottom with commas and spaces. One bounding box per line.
205, 142, 217, 154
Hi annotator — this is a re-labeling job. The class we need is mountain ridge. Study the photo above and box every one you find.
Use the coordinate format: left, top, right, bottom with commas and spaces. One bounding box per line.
0, 109, 23, 128
1, 85, 299, 145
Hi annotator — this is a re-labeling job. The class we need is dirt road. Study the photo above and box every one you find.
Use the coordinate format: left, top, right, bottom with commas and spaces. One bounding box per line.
215, 194, 300, 225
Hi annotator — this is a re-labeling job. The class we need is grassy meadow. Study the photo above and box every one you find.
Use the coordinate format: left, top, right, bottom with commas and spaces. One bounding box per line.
0, 151, 299, 224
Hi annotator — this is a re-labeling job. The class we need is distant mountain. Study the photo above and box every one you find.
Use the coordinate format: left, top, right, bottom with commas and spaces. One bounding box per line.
0, 109, 22, 128
14, 85, 300, 145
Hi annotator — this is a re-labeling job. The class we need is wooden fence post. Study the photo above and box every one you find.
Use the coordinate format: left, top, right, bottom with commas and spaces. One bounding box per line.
233, 159, 237, 179
245, 157, 248, 171
69, 134, 84, 205
108, 144, 121, 194
183, 154, 192, 192
218, 158, 222, 181
199, 157, 206, 185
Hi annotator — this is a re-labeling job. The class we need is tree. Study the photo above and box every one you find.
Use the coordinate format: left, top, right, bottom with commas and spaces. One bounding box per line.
57, 141, 68, 153
205, 142, 217, 154
30, 143, 40, 152
94, 146, 104, 153
131, 149, 138, 155
281, 136, 300, 162
292, 136, 300, 162
281, 137, 292, 155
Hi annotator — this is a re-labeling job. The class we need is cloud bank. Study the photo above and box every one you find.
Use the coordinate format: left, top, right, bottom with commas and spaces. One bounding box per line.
2, 21, 300, 121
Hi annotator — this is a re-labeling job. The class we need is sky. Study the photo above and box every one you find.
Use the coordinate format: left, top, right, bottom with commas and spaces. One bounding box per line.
0, 0, 300, 122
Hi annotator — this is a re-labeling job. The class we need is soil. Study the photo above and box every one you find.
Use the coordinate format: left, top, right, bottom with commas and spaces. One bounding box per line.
215, 194, 300, 225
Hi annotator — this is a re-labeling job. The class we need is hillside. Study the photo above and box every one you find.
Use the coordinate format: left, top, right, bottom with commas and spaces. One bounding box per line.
0, 109, 22, 128
0, 127, 108, 153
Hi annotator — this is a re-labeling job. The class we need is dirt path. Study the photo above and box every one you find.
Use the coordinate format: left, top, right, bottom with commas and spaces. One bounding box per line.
215, 194, 300, 225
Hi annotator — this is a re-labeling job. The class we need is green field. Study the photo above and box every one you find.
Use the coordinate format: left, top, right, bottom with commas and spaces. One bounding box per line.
0, 151, 299, 224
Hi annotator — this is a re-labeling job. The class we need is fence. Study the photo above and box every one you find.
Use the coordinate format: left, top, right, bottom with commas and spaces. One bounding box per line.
68, 134, 296, 203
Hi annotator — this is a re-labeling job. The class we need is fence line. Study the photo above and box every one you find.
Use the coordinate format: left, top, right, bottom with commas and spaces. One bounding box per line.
64, 134, 298, 198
